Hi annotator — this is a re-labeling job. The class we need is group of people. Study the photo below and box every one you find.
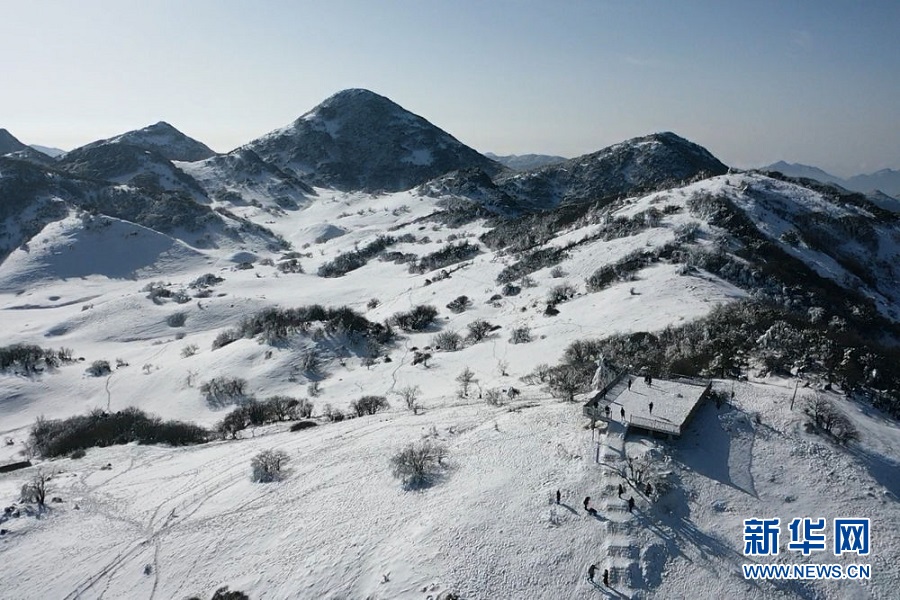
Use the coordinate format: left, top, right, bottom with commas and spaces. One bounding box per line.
587, 563, 609, 586
555, 485, 642, 588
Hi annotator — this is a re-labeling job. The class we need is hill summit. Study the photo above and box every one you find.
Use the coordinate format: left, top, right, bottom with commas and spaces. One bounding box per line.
79, 121, 217, 162
245, 88, 504, 192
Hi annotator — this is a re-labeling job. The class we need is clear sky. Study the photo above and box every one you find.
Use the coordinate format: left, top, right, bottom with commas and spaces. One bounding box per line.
3, 0, 898, 177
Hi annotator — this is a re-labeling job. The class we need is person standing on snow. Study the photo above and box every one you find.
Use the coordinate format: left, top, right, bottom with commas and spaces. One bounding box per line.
588, 564, 596, 583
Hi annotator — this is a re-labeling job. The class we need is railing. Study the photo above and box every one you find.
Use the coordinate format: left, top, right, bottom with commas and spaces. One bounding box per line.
627, 415, 681, 435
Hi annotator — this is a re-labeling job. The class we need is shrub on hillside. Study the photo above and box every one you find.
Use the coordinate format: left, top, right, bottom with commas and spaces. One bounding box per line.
433, 330, 463, 352
190, 273, 224, 289
166, 312, 187, 327
86, 360, 112, 377
410, 241, 481, 274
496, 247, 568, 284
547, 283, 577, 305
251, 449, 289, 483
277, 258, 304, 274
29, 408, 207, 457
0, 344, 73, 374
805, 395, 860, 445
351, 395, 389, 417
509, 326, 532, 344
390, 305, 439, 332
323, 404, 345, 422
318, 235, 397, 277
211, 330, 239, 350
446, 295, 472, 314
213, 305, 392, 348
290, 421, 318, 431
201, 377, 250, 408
390, 439, 447, 488
466, 319, 494, 343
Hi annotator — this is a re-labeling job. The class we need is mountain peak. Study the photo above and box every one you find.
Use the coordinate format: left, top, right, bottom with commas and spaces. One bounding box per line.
0, 128, 30, 155
495, 131, 728, 209
79, 121, 217, 162
246, 89, 503, 192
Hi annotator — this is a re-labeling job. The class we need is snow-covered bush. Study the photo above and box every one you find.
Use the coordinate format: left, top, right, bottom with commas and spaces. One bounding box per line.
201, 377, 250, 408
484, 388, 503, 406
390, 305, 438, 332
276, 258, 304, 273
251, 449, 289, 483
29, 408, 207, 457
446, 295, 472, 313
509, 326, 532, 344
166, 312, 187, 327
0, 344, 72, 374
190, 273, 224, 289
390, 439, 447, 488
433, 330, 463, 352
547, 283, 577, 305
323, 403, 344, 422
410, 241, 481, 274
550, 266, 566, 278
350, 395, 389, 417
318, 235, 396, 277
86, 360, 111, 377
181, 344, 199, 358
466, 319, 494, 343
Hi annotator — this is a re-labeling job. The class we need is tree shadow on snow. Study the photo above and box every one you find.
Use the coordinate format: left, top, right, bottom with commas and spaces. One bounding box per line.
847, 445, 900, 500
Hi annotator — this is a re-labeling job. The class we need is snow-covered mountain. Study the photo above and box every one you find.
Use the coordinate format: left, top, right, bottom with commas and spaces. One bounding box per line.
28, 144, 66, 158
2, 91, 900, 600
764, 161, 846, 187
0, 129, 55, 164
75, 121, 217, 163
245, 89, 505, 192
0, 128, 30, 155
177, 147, 315, 214
766, 161, 900, 198
484, 152, 567, 171
496, 132, 729, 209
847, 168, 900, 198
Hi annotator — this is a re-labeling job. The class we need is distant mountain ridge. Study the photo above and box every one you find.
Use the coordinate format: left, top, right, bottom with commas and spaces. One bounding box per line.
764, 161, 900, 197
484, 152, 567, 171
244, 89, 505, 192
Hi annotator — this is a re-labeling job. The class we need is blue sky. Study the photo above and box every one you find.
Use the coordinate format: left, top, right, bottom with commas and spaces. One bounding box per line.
3, 0, 898, 176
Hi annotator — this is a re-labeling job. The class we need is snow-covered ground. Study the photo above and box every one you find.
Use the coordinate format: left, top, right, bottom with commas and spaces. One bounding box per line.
2, 179, 899, 598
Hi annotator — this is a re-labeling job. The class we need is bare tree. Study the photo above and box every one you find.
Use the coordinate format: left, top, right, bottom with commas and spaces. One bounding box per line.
497, 359, 509, 377
484, 388, 503, 406
456, 367, 477, 398
397, 385, 422, 412
804, 394, 859, 445
390, 439, 447, 488
20, 470, 50, 507
251, 449, 289, 482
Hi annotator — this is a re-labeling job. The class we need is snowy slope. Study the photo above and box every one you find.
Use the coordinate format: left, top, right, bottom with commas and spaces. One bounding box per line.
2, 116, 900, 599
1, 378, 898, 599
